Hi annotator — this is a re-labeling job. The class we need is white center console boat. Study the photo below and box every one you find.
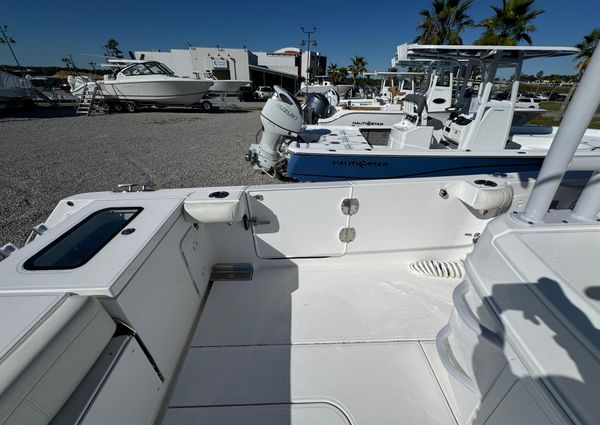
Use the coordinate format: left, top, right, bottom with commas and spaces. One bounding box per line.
1, 45, 600, 425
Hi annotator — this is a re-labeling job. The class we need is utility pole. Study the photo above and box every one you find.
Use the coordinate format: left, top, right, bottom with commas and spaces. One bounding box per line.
300, 25, 317, 94
0, 25, 23, 75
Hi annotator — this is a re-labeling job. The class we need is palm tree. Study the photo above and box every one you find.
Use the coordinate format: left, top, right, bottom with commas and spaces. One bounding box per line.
104, 39, 124, 59
559, 28, 600, 118
337, 66, 349, 84
574, 28, 600, 72
327, 63, 340, 82
415, 0, 474, 45
475, 0, 544, 46
348, 56, 368, 86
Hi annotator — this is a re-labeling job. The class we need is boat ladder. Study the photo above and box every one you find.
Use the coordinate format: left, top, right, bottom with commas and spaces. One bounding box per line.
76, 83, 103, 116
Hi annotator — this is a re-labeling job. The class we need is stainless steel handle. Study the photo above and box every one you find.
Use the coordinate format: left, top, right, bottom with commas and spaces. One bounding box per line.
436, 324, 476, 392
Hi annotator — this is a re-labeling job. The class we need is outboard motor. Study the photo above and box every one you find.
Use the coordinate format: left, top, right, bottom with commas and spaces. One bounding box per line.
302, 93, 331, 124
246, 86, 303, 172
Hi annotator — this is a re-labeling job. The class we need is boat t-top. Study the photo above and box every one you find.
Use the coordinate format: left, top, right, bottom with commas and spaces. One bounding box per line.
247, 44, 600, 181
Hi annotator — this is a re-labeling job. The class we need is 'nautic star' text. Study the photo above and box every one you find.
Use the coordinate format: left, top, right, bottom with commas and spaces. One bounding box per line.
332, 160, 390, 168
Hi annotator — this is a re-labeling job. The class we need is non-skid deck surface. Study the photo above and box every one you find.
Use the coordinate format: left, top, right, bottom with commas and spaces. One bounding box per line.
163, 264, 459, 425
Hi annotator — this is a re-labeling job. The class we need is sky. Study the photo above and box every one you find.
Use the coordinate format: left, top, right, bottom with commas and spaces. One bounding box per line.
1, 0, 598, 75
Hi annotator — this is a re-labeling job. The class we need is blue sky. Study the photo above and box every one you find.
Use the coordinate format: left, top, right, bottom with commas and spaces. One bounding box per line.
1, 0, 598, 75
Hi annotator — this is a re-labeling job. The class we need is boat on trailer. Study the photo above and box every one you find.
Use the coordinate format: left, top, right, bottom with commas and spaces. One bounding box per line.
68, 59, 214, 110
1, 46, 600, 425
247, 45, 600, 181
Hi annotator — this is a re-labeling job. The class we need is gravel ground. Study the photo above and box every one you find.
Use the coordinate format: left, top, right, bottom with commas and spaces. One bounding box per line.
0, 106, 274, 245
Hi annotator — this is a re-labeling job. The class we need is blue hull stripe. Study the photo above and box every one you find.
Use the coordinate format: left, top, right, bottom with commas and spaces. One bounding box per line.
287, 153, 545, 182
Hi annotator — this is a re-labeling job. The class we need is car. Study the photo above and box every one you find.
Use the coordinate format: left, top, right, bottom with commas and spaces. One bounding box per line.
516, 97, 541, 109
549, 93, 567, 102
238, 86, 255, 102
491, 91, 510, 100
255, 86, 274, 100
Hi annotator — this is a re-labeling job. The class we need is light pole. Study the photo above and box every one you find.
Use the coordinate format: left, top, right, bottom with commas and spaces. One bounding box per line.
0, 25, 23, 75
300, 25, 317, 94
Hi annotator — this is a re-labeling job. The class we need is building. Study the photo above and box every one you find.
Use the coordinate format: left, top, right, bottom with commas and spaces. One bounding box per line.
135, 46, 327, 92
253, 47, 327, 81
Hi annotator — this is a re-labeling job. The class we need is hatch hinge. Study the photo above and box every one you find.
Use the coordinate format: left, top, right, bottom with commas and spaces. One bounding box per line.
341, 198, 360, 216
339, 227, 356, 243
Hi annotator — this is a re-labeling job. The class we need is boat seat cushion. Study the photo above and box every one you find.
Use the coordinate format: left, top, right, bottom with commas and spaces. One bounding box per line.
0, 295, 115, 425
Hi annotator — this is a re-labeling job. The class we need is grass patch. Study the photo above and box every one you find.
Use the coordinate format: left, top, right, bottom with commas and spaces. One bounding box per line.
530, 115, 600, 129
539, 101, 561, 111
519, 83, 571, 93
539, 101, 600, 114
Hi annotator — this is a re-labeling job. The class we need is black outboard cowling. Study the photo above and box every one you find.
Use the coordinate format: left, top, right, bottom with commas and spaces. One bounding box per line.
303, 93, 331, 124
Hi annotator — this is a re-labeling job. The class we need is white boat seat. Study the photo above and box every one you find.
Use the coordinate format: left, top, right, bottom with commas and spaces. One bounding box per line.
0, 295, 115, 425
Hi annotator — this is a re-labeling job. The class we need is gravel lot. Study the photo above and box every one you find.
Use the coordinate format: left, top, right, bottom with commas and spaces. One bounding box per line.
0, 106, 274, 245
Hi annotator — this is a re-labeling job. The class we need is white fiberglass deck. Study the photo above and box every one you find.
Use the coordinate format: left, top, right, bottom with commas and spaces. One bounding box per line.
163, 263, 461, 425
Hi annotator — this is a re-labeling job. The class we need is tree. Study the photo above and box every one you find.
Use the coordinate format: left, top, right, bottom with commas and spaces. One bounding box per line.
475, 0, 544, 46
388, 66, 398, 72
348, 56, 368, 86
104, 38, 123, 58
559, 28, 600, 119
337, 66, 349, 83
415, 0, 474, 45
327, 63, 339, 82
574, 28, 600, 72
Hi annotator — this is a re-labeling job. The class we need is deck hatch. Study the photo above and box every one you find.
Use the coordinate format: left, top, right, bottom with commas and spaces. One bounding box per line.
23, 207, 142, 270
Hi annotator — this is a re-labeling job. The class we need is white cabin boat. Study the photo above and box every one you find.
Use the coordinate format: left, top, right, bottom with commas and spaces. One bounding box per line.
68, 60, 214, 108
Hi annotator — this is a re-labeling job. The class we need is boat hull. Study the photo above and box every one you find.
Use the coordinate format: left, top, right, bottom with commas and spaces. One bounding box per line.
208, 80, 251, 92
302, 84, 353, 97
286, 152, 545, 181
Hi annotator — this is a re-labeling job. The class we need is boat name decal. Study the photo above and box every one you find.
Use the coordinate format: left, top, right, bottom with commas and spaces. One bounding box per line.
277, 104, 298, 121
351, 121, 384, 126
332, 160, 389, 168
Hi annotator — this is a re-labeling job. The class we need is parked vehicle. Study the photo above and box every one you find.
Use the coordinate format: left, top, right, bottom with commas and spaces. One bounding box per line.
550, 92, 567, 101
516, 96, 541, 108
255, 86, 274, 100
238, 86, 255, 101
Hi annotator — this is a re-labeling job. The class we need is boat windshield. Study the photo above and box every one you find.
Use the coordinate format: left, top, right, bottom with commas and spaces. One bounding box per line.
122, 62, 175, 76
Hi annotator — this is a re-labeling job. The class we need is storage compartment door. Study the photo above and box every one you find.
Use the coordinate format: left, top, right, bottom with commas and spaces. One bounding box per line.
246, 186, 352, 259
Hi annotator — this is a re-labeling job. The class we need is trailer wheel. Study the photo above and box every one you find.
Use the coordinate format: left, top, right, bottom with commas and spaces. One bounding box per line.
113, 102, 124, 113
201, 101, 212, 112
124, 102, 137, 113
98, 102, 110, 113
